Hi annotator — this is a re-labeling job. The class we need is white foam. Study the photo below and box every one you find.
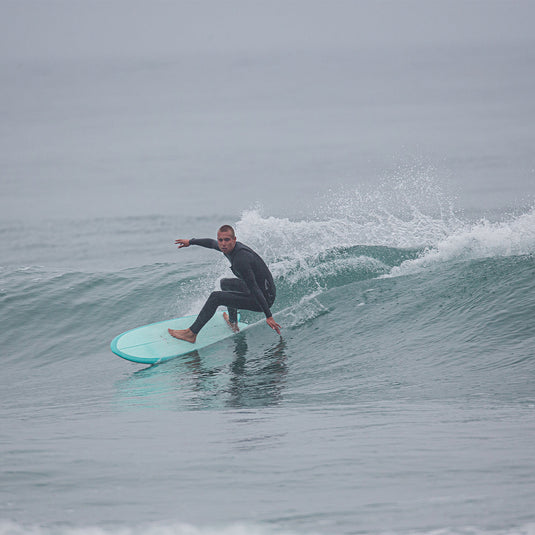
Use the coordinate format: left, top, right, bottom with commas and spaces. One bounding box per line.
277, 292, 331, 328
234, 174, 461, 268
231, 176, 534, 281
389, 207, 535, 277
235, 204, 456, 262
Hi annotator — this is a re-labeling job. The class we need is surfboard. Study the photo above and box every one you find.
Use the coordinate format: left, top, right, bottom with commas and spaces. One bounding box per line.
110, 312, 249, 365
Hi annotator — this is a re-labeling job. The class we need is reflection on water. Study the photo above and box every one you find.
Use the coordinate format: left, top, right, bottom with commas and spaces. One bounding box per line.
227, 335, 288, 409
114, 333, 289, 410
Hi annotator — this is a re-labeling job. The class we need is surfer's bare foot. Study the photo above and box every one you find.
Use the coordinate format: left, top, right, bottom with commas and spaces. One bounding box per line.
168, 328, 197, 343
223, 312, 240, 333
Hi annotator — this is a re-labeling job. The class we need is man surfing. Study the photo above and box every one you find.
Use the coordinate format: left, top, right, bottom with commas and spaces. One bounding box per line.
168, 225, 281, 343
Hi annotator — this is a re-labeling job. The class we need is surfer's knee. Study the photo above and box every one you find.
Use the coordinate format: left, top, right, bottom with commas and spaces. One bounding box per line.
207, 290, 225, 306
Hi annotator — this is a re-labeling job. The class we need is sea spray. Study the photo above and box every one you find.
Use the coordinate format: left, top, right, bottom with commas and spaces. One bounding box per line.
235, 172, 461, 260
231, 175, 459, 304
389, 207, 535, 277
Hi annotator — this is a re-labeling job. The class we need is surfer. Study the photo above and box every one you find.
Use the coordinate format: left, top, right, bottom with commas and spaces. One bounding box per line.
168, 225, 281, 343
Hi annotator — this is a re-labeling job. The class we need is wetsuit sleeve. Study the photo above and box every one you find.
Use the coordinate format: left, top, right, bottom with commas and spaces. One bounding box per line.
236, 253, 272, 318
189, 238, 220, 250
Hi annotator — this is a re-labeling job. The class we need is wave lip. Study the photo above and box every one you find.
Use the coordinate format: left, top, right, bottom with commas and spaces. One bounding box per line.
390, 208, 535, 277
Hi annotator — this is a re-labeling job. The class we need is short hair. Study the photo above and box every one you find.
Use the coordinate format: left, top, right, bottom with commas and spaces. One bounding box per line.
218, 225, 235, 237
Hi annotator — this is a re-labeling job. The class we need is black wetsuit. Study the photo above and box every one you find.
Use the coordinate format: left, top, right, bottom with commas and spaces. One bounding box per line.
188, 239, 276, 334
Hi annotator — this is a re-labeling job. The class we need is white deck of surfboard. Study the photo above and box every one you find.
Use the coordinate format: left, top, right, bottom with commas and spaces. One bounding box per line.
110, 312, 249, 364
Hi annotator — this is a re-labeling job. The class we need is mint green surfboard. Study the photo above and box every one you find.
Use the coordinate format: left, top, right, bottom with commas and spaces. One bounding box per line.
110, 312, 249, 365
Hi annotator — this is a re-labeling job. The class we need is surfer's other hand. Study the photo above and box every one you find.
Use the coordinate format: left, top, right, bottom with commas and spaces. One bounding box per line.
266, 316, 281, 335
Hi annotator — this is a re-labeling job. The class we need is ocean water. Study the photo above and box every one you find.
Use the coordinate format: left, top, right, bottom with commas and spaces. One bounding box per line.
1, 2, 535, 535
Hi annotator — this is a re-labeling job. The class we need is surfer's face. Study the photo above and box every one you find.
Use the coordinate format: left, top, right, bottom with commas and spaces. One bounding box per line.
217, 230, 237, 253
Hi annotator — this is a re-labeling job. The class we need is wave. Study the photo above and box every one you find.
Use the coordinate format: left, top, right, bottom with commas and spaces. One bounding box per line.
2, 206, 534, 349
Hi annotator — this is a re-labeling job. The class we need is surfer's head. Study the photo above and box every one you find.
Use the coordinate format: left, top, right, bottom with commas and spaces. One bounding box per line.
217, 225, 237, 253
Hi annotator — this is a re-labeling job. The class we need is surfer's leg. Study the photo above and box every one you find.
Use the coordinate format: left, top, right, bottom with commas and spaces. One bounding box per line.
169, 280, 248, 344
189, 289, 262, 335
220, 278, 248, 324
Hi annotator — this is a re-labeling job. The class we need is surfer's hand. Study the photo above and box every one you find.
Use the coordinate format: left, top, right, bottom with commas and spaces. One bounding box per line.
266, 316, 281, 335
175, 239, 190, 248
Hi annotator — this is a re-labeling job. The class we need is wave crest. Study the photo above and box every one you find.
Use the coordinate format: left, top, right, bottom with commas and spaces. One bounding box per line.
391, 207, 535, 276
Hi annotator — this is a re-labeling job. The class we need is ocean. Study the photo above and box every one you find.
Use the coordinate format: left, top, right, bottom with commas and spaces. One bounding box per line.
1, 2, 535, 535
